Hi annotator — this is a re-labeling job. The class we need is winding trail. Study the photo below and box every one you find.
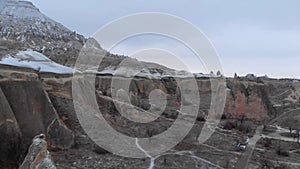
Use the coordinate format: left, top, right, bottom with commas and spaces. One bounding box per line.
169, 151, 224, 169
262, 125, 297, 142
234, 108, 300, 169
271, 89, 292, 99
135, 138, 156, 169
269, 108, 300, 124
100, 91, 300, 168
135, 138, 225, 169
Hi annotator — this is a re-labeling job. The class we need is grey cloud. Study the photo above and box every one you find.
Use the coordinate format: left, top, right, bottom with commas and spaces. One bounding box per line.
29, 0, 300, 78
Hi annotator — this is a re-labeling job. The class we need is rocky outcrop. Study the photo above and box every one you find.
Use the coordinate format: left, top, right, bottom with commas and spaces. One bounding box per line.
19, 134, 56, 169
93, 75, 275, 122
224, 80, 275, 121
0, 87, 22, 168
0, 80, 74, 149
0, 78, 74, 167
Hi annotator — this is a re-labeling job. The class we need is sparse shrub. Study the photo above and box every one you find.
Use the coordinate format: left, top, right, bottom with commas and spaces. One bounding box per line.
274, 164, 288, 169
223, 121, 236, 130
235, 123, 253, 134
221, 114, 227, 120
93, 146, 109, 155
164, 111, 178, 119
196, 116, 206, 122
261, 159, 273, 169
263, 138, 272, 148
276, 147, 289, 157
263, 125, 267, 131
245, 125, 252, 133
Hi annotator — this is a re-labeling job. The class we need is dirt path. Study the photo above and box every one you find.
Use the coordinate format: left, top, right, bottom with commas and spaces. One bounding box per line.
235, 126, 264, 169
263, 125, 297, 142
136, 139, 225, 169
271, 89, 292, 98
269, 108, 300, 124
235, 118, 299, 169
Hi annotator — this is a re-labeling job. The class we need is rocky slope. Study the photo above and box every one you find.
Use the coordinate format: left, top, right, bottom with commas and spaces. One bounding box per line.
0, 0, 84, 66
225, 79, 276, 121
1, 43, 299, 169
0, 46, 282, 168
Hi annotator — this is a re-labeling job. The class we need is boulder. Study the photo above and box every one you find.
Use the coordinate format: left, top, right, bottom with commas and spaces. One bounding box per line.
19, 134, 56, 169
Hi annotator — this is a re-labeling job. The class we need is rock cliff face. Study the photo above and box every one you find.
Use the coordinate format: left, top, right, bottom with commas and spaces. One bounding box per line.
224, 79, 275, 121
0, 87, 22, 168
0, 71, 74, 168
93, 75, 276, 122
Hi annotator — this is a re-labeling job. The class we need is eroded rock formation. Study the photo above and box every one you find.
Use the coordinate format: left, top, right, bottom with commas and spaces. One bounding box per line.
0, 87, 22, 168
225, 80, 275, 121
19, 134, 56, 169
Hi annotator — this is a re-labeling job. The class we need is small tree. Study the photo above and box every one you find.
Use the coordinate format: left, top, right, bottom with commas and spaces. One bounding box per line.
225, 159, 230, 168
296, 129, 300, 144
260, 154, 273, 169
234, 73, 238, 78
163, 157, 167, 166
282, 118, 299, 137
293, 119, 300, 144
239, 114, 246, 126
261, 159, 272, 169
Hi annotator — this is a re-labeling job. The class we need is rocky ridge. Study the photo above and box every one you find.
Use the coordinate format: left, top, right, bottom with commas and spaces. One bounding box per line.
0, 0, 85, 66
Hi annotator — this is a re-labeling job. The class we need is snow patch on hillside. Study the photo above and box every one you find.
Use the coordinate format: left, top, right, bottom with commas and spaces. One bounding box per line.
0, 49, 75, 74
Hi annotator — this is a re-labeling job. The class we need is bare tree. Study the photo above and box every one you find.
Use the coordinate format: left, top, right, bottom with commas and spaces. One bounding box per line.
282, 118, 299, 137
296, 129, 300, 144
234, 73, 238, 78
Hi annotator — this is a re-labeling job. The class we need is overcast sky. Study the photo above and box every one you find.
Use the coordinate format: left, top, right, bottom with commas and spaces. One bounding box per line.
30, 0, 300, 78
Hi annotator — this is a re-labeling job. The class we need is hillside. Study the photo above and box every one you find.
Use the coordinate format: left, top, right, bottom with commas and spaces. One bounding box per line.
0, 1, 299, 169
